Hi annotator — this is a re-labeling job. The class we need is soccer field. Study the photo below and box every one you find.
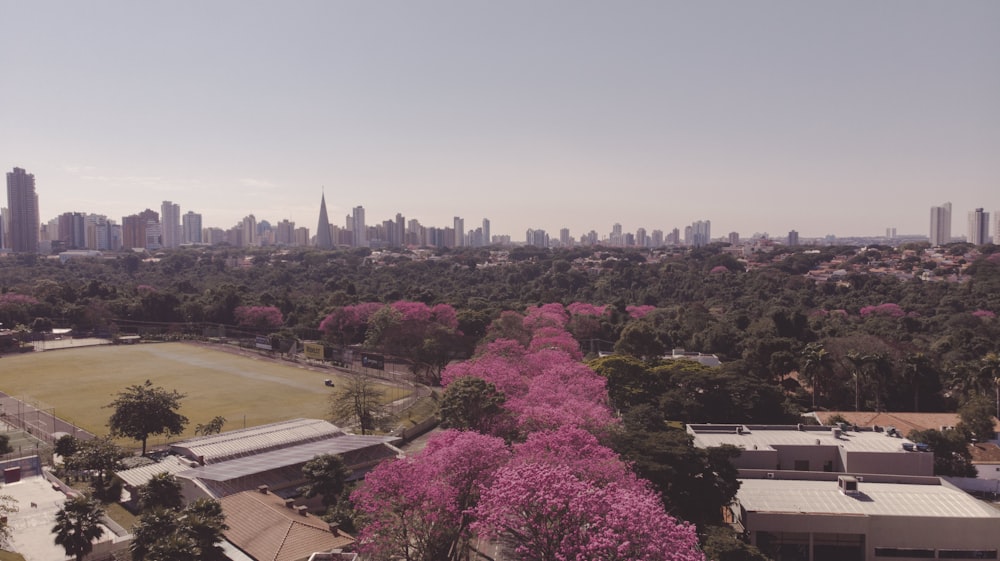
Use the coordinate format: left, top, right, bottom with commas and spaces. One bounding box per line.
0, 342, 406, 446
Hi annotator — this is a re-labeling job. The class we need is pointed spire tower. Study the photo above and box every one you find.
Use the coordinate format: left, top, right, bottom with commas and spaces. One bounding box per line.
315, 190, 334, 249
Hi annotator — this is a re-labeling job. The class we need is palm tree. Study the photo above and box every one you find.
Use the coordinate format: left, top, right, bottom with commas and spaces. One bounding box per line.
980, 353, 1000, 418
800, 343, 832, 409
846, 351, 867, 411
902, 352, 933, 412
52, 495, 105, 561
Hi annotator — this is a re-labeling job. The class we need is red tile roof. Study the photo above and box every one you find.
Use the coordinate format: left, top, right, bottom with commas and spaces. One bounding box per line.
221, 490, 354, 561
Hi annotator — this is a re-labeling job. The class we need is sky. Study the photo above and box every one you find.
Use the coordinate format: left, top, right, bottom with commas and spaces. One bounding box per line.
2, 1, 998, 240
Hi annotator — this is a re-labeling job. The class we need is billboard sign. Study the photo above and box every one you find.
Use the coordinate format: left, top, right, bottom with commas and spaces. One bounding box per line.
254, 335, 273, 351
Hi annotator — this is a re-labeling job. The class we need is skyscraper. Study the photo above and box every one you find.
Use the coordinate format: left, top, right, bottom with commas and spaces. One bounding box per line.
929, 202, 952, 246
788, 230, 799, 246
315, 193, 333, 249
352, 206, 366, 247
453, 217, 465, 247
160, 201, 181, 248
968, 208, 989, 246
6, 167, 39, 253
482, 218, 490, 247
182, 211, 203, 244
690, 220, 711, 247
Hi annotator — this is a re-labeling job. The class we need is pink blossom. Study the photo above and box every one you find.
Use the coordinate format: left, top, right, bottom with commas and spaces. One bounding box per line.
523, 303, 570, 330
528, 326, 583, 360
234, 305, 284, 329
473, 463, 704, 561
513, 427, 635, 487
136, 284, 157, 294
0, 293, 39, 307
626, 305, 657, 319
431, 303, 459, 330
859, 303, 905, 318
390, 300, 433, 323
709, 265, 729, 274
973, 309, 997, 319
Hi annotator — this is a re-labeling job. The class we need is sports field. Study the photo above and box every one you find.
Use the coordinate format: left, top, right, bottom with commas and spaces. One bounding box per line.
0, 342, 407, 447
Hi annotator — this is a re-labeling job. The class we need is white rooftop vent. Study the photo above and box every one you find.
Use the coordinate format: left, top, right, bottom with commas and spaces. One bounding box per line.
838, 475, 860, 495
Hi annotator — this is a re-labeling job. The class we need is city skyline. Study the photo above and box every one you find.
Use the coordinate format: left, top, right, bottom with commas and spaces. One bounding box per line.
2, 2, 998, 238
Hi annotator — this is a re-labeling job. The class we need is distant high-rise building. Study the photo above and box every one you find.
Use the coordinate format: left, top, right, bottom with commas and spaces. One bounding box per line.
6, 167, 39, 253
993, 212, 1000, 246
886, 227, 896, 239
482, 218, 490, 247
968, 208, 989, 246
728, 232, 740, 246
788, 230, 799, 246
929, 202, 952, 246
241, 215, 257, 247
315, 193, 333, 249
690, 220, 711, 247
160, 201, 181, 248
635, 228, 647, 248
651, 229, 664, 247
122, 208, 159, 250
453, 217, 465, 247
182, 211, 202, 244
559, 228, 571, 246
352, 206, 366, 247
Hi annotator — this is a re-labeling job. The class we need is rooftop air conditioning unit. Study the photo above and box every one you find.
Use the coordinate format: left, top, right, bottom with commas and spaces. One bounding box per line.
766, 472, 775, 479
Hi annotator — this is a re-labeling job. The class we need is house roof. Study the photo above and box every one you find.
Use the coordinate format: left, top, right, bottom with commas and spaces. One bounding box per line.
738, 478, 1000, 519
170, 419, 345, 464
116, 454, 198, 488
221, 490, 354, 561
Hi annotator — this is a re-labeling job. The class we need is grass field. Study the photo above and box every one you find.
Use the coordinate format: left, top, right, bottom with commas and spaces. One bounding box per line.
0, 342, 408, 448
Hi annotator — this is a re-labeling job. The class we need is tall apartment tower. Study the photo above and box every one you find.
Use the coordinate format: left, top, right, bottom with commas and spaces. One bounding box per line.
788, 230, 799, 246
929, 202, 952, 246
968, 208, 990, 246
182, 211, 203, 244
993, 212, 1000, 246
6, 167, 39, 253
160, 201, 181, 248
453, 217, 465, 247
690, 220, 711, 247
352, 206, 366, 247
315, 193, 333, 249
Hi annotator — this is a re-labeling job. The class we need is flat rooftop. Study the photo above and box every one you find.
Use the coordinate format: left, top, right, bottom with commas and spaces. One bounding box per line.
738, 478, 1000, 519
689, 424, 916, 453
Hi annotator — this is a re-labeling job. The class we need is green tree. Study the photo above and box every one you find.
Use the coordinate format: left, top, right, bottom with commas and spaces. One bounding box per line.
107, 380, 188, 455
299, 454, 350, 508
194, 415, 226, 436
908, 429, 976, 477
439, 376, 507, 433
0, 434, 10, 455
958, 396, 996, 443
64, 437, 127, 500
980, 352, 1000, 418
799, 343, 833, 410
54, 434, 79, 458
131, 499, 228, 561
137, 472, 184, 512
701, 525, 771, 561
52, 495, 105, 561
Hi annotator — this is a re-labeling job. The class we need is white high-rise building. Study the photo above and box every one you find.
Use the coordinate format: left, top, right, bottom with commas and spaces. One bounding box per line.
968, 208, 989, 246
160, 201, 181, 248
929, 202, 952, 246
993, 212, 1000, 246
690, 220, 711, 247
352, 206, 367, 247
453, 217, 464, 247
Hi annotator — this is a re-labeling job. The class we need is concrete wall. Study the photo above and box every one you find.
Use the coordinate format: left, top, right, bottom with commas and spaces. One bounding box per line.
843, 450, 934, 477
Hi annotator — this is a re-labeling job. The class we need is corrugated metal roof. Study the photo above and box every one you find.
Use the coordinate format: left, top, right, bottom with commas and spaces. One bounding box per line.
170, 418, 345, 464
116, 455, 199, 488
178, 436, 400, 483
738, 479, 1000, 518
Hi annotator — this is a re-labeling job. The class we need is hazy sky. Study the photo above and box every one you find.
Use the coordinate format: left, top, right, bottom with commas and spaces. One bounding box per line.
2, 1, 998, 239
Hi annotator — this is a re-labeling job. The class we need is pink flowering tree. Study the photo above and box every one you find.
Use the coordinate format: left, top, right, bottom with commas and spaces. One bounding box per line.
352, 430, 510, 561
566, 302, 608, 352
233, 305, 284, 331
472, 462, 704, 561
859, 303, 905, 318
973, 310, 996, 319
319, 302, 382, 346
364, 301, 465, 385
523, 303, 569, 331
528, 326, 583, 360
627, 305, 657, 319
0, 293, 42, 327
512, 427, 635, 487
